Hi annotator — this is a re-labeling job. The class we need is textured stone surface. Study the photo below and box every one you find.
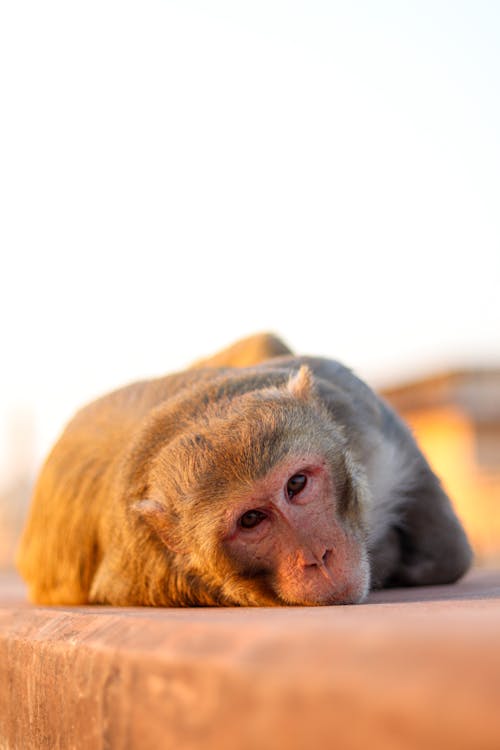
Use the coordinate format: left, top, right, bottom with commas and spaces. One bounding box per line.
1, 569, 499, 750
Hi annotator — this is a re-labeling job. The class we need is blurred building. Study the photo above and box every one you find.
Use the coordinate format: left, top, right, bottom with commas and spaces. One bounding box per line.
382, 368, 500, 562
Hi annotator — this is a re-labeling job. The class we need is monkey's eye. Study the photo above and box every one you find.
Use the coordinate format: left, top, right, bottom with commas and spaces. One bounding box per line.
286, 473, 307, 499
239, 509, 267, 529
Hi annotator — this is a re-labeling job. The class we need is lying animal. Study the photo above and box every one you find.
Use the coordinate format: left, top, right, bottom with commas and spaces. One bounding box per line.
17, 334, 472, 606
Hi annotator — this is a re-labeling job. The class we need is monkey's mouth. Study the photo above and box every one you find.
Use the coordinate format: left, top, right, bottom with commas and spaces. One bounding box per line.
229, 539, 370, 607
274, 550, 371, 606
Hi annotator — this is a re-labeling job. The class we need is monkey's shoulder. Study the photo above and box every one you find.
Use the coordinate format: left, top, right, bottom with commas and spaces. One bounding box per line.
65, 369, 211, 428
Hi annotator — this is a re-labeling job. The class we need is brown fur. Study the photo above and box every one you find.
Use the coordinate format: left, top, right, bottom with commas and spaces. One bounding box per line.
192, 332, 292, 369
17, 334, 472, 606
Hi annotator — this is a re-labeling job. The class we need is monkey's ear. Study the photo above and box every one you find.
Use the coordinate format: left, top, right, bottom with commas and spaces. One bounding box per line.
286, 365, 315, 400
131, 499, 187, 554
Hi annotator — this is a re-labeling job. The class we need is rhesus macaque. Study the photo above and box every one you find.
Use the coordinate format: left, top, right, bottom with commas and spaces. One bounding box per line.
17, 334, 472, 607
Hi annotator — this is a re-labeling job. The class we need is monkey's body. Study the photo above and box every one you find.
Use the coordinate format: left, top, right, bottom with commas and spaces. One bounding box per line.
17, 335, 472, 606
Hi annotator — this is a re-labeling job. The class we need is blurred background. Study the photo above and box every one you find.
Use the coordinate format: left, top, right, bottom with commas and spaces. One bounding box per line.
1, 1, 499, 570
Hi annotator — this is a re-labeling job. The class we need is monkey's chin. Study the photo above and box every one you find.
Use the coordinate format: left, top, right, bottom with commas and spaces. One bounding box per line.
282, 585, 368, 607
276, 563, 371, 607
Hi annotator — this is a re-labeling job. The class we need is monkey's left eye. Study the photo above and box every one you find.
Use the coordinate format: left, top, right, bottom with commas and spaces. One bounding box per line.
286, 473, 307, 498
239, 510, 267, 529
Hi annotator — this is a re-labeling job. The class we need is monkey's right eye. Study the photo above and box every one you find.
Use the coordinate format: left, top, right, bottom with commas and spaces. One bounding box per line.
239, 510, 267, 529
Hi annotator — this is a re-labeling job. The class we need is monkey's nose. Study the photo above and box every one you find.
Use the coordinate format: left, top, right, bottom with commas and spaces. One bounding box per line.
321, 549, 331, 565
304, 548, 331, 568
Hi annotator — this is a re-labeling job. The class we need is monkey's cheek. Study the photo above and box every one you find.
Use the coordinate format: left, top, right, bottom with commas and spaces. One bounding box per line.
327, 556, 371, 605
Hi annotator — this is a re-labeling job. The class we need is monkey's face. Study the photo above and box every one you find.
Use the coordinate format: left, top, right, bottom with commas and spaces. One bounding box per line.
142, 369, 371, 606
220, 454, 370, 606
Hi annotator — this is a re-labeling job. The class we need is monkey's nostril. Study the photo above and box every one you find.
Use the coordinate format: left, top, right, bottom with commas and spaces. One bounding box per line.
305, 549, 331, 568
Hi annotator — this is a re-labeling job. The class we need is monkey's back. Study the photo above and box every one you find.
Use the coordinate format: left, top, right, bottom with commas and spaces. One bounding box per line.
16, 368, 224, 603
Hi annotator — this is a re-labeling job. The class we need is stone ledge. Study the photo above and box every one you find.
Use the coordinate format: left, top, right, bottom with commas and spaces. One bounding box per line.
1, 569, 499, 750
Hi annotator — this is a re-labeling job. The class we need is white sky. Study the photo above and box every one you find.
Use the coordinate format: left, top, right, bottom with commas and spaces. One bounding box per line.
1, 1, 499, 478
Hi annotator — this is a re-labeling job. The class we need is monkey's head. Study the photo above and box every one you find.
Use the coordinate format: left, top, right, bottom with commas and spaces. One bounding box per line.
134, 366, 371, 606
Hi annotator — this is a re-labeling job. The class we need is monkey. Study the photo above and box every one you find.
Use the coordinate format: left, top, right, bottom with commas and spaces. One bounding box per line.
16, 333, 472, 607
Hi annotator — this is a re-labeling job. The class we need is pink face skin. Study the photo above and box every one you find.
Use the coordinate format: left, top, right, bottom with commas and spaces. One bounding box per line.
223, 455, 370, 605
